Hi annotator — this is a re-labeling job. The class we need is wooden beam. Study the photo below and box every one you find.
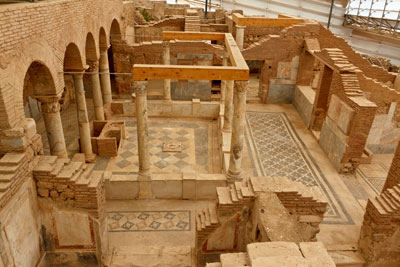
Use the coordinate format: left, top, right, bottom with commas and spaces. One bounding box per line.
133, 64, 249, 81
162, 31, 226, 41
224, 33, 248, 68
232, 13, 303, 27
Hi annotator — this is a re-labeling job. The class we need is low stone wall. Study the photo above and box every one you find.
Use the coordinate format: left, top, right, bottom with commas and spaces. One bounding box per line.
105, 172, 226, 200
293, 85, 315, 128
110, 99, 220, 119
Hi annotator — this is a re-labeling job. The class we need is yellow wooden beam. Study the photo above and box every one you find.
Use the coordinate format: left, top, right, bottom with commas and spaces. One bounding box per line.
162, 31, 226, 41
132, 64, 249, 81
232, 13, 303, 27
224, 33, 247, 68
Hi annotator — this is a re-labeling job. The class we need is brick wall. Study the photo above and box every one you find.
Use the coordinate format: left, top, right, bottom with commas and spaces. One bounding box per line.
0, 0, 124, 130
317, 26, 396, 84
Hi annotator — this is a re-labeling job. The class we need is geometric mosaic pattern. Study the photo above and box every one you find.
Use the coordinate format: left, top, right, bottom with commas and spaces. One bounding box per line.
107, 211, 191, 232
111, 126, 196, 174
246, 112, 353, 224
357, 162, 388, 194
247, 112, 317, 187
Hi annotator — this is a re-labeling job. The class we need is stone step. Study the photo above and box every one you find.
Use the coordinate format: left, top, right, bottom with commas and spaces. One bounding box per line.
217, 187, 233, 205
88, 171, 104, 188
203, 208, 211, 227
229, 185, 239, 202
209, 204, 219, 225
386, 188, 400, 205
240, 186, 254, 198
381, 192, 400, 210
0, 164, 19, 174
0, 173, 14, 183
0, 182, 10, 192
199, 209, 206, 229
196, 213, 202, 231
0, 153, 25, 166
205, 263, 222, 267
376, 196, 395, 213
370, 198, 389, 215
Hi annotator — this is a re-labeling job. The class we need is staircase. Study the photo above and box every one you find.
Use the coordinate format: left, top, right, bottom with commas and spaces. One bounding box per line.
216, 180, 255, 215
196, 204, 219, 248
0, 153, 28, 209
33, 154, 105, 217
185, 9, 200, 32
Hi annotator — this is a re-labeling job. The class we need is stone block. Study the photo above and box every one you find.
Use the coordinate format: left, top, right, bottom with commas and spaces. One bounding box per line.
299, 242, 335, 267
182, 172, 196, 199
105, 174, 138, 200
327, 94, 355, 135
38, 188, 49, 197
196, 174, 226, 199
152, 174, 182, 199
252, 256, 308, 267
54, 210, 93, 246
247, 242, 302, 262
267, 83, 295, 104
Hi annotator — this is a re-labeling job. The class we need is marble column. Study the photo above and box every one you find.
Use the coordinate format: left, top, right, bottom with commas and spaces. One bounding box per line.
89, 61, 105, 121
222, 80, 234, 132
38, 96, 68, 158
162, 41, 171, 101
236, 26, 245, 50
99, 49, 112, 104
227, 81, 248, 182
134, 82, 152, 198
73, 72, 96, 162
220, 52, 228, 103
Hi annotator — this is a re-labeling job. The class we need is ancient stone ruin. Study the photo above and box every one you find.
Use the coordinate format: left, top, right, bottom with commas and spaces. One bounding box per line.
0, 0, 400, 266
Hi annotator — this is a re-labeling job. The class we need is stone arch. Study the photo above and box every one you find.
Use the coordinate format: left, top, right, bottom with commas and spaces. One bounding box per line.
23, 61, 58, 121
110, 19, 122, 44
64, 43, 85, 71
99, 27, 109, 52
85, 32, 99, 63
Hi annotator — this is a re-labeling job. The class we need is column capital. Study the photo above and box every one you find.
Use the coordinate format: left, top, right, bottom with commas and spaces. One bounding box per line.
236, 25, 246, 29
72, 71, 85, 79
162, 40, 170, 49
234, 81, 248, 93
88, 61, 99, 72
133, 81, 147, 95
34, 94, 62, 104
41, 101, 61, 114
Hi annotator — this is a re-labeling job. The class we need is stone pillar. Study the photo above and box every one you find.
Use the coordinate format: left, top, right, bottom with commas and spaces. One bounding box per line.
162, 41, 171, 101
99, 49, 112, 104
235, 26, 245, 50
89, 62, 105, 121
220, 52, 228, 103
222, 80, 234, 132
227, 81, 247, 182
134, 82, 152, 198
37, 96, 68, 158
73, 73, 96, 162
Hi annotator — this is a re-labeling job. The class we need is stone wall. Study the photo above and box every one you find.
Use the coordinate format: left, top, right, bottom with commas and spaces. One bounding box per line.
293, 85, 315, 128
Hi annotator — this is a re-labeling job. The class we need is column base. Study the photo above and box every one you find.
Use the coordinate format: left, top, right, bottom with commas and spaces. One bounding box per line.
85, 153, 97, 163
221, 126, 232, 133
226, 170, 244, 183
138, 180, 154, 199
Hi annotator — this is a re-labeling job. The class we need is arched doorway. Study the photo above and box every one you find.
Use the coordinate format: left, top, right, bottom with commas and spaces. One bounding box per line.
109, 20, 123, 94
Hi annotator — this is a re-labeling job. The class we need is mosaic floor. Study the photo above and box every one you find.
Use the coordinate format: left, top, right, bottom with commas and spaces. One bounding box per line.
110, 120, 211, 174
107, 211, 191, 232
246, 112, 353, 224
357, 155, 392, 194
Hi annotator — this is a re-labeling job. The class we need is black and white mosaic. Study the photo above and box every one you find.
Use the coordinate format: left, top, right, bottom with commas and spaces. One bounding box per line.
107, 210, 191, 232
246, 112, 353, 224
